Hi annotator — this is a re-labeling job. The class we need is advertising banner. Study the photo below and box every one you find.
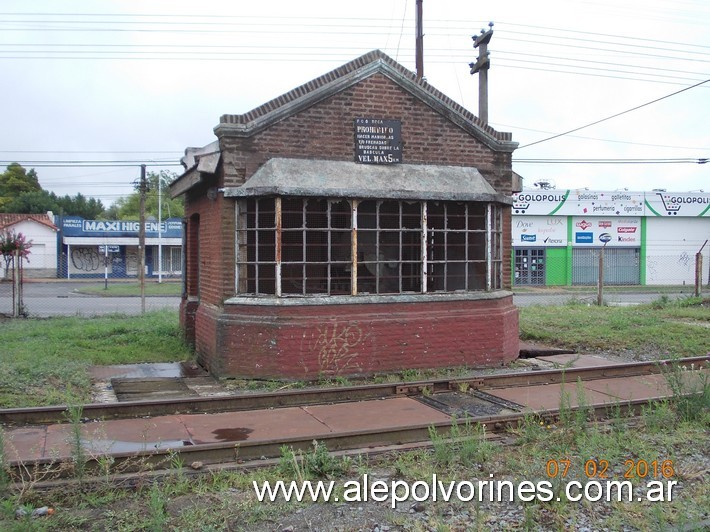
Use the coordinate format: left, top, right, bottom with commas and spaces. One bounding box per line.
572, 217, 640, 247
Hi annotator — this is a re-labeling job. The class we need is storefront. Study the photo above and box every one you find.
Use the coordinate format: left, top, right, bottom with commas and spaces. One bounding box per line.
57, 216, 183, 279
511, 190, 709, 286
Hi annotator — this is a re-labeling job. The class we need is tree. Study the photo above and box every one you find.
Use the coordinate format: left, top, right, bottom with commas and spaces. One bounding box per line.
109, 170, 183, 220
3, 189, 105, 218
3, 190, 59, 214
56, 193, 105, 219
0, 163, 42, 210
0, 229, 32, 277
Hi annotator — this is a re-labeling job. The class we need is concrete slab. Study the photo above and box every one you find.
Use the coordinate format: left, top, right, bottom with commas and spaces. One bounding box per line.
80, 415, 193, 454
584, 374, 672, 402
89, 363, 186, 380
487, 383, 616, 411
180, 408, 332, 445
535, 354, 624, 368
111, 378, 199, 402
3, 427, 48, 461
303, 397, 452, 432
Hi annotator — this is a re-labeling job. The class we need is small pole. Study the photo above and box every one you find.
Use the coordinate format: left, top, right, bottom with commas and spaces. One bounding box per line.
696, 240, 707, 297
13, 249, 20, 317
103, 243, 109, 290
415, 0, 424, 80
139, 164, 147, 314
597, 243, 606, 306
158, 173, 163, 284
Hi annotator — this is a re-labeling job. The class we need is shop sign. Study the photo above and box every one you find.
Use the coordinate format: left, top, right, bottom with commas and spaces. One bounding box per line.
575, 232, 593, 244
572, 216, 640, 247
512, 190, 709, 217
512, 216, 566, 247
98, 245, 120, 253
645, 192, 710, 217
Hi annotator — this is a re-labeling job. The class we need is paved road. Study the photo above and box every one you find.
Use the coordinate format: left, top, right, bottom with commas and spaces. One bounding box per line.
0, 282, 701, 317
0, 282, 180, 317
513, 291, 694, 307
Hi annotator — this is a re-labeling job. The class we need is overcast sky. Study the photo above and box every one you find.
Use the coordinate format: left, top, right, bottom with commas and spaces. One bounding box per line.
1, 0, 708, 209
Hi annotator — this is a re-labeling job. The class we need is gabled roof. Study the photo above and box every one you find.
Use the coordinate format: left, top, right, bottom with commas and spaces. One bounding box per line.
215, 50, 516, 152
0, 213, 57, 232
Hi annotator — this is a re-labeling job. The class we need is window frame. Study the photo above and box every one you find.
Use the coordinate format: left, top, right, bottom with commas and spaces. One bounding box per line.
236, 197, 503, 296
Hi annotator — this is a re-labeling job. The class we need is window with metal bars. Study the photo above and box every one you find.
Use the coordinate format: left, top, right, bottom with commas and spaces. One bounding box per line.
236, 197, 503, 296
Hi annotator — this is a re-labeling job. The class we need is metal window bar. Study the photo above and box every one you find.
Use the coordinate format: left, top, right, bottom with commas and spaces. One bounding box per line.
421, 201, 428, 293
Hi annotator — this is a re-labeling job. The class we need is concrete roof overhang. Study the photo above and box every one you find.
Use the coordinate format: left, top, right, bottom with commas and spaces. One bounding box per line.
223, 158, 513, 205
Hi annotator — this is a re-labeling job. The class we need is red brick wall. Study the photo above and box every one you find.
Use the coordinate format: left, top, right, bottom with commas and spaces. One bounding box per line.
221, 74, 513, 194
217, 295, 518, 379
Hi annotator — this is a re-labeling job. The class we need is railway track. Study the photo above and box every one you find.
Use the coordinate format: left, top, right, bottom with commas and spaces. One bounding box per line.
2, 356, 707, 487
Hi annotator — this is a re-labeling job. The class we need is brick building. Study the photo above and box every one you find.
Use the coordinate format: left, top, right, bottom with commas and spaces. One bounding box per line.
170, 50, 520, 380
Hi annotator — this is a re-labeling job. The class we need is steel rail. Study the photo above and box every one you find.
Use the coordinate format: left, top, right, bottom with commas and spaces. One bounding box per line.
0, 356, 706, 425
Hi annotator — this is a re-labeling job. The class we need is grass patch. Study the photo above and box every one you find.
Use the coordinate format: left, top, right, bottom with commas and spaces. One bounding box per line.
519, 298, 710, 355
0, 309, 191, 407
75, 282, 182, 297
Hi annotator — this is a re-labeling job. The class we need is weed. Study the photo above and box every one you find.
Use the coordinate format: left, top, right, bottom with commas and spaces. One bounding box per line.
401, 368, 422, 381
510, 413, 548, 445
430, 416, 495, 468
146, 483, 168, 532
64, 404, 87, 483
641, 400, 676, 432
659, 359, 710, 423
651, 294, 671, 309
278, 440, 350, 481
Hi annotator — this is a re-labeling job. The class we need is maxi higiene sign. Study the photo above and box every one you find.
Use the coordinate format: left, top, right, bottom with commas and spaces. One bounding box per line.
354, 118, 402, 164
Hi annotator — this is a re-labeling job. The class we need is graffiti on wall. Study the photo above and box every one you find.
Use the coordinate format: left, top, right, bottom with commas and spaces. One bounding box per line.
305, 321, 366, 376
71, 248, 101, 272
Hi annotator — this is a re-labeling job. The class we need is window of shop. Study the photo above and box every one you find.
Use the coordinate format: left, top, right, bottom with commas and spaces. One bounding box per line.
236, 197, 503, 296
572, 247, 640, 285
153, 246, 183, 276
514, 248, 545, 286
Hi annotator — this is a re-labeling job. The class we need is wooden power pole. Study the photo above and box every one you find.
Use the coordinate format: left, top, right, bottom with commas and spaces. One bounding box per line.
415, 0, 424, 80
470, 22, 494, 123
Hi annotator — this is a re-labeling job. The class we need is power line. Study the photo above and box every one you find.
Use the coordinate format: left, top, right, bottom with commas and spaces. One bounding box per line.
513, 158, 708, 164
517, 78, 710, 149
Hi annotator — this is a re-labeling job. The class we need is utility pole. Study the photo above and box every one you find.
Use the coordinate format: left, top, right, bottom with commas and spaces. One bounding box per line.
470, 22, 494, 123
139, 164, 147, 314
415, 0, 424, 80
158, 172, 163, 284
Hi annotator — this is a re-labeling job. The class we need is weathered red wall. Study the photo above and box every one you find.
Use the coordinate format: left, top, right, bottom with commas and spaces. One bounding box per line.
210, 295, 518, 379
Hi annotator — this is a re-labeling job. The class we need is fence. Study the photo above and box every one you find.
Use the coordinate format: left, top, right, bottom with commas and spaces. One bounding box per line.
2, 247, 708, 318
0, 276, 181, 318
513, 247, 708, 306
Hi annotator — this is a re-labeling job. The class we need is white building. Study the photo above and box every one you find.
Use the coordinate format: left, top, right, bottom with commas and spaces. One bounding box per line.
0, 213, 58, 278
